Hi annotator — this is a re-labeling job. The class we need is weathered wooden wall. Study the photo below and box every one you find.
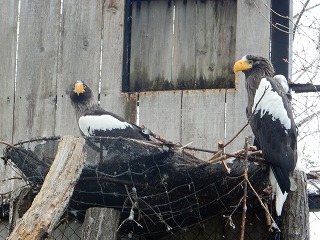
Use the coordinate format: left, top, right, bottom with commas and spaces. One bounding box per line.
0, 0, 271, 202
0, 0, 20, 198
130, 0, 236, 91
0, 0, 271, 238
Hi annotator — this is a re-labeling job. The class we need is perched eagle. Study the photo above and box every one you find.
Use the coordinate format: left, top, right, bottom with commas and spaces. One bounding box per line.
233, 55, 297, 217
68, 80, 149, 140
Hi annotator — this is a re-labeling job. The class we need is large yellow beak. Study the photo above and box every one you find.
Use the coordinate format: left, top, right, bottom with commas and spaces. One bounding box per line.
233, 59, 252, 73
73, 82, 86, 96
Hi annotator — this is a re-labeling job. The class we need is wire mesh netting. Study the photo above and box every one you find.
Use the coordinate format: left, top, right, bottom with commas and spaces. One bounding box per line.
0, 136, 282, 239
0, 218, 82, 240
0, 221, 10, 239
0, 211, 271, 240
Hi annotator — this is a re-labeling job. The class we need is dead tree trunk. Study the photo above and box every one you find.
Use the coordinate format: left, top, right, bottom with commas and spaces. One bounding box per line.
8, 136, 86, 240
282, 170, 309, 240
81, 208, 120, 240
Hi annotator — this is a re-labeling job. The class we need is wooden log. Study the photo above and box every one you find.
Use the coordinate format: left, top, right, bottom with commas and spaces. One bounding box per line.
6, 137, 269, 237
282, 170, 309, 240
8, 187, 36, 233
7, 136, 86, 240
81, 207, 120, 240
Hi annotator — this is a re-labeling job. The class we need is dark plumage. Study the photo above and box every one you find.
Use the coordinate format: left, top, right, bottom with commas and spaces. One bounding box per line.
68, 80, 149, 140
234, 55, 297, 216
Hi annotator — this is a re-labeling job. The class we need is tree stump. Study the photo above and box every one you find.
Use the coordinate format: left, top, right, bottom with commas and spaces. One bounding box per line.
282, 170, 309, 240
81, 207, 120, 240
7, 136, 86, 240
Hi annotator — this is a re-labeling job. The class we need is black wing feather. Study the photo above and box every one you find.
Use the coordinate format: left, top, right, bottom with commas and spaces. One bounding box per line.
250, 77, 297, 193
82, 107, 149, 140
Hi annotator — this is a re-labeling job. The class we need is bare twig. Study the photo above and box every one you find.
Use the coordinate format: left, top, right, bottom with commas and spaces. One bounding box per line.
248, 150, 263, 157
308, 180, 320, 191
208, 150, 222, 161
247, 180, 280, 231
0, 140, 17, 149
225, 196, 244, 228
264, 202, 272, 227
293, 0, 311, 38
208, 140, 231, 173
208, 154, 230, 173
183, 145, 265, 163
141, 125, 175, 146
1, 177, 23, 182
293, 2, 320, 19
179, 142, 193, 150
13, 136, 61, 146
122, 185, 172, 231
208, 154, 226, 163
240, 137, 249, 240
253, 1, 292, 35
222, 159, 231, 174
296, 110, 320, 127
117, 207, 143, 231
224, 87, 269, 149
118, 185, 143, 231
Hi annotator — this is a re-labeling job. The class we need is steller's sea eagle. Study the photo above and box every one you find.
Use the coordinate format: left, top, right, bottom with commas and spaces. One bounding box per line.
233, 55, 297, 217
68, 80, 149, 140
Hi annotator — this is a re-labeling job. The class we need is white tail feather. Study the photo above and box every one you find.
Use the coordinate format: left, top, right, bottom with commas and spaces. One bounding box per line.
269, 169, 288, 216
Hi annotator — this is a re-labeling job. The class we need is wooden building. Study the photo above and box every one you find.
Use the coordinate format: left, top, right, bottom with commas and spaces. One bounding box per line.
0, 0, 308, 239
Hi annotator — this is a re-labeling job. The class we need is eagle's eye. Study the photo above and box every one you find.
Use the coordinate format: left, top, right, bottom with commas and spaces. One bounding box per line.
248, 60, 254, 65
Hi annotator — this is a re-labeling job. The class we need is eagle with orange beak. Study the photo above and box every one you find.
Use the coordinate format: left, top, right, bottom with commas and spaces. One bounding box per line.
233, 55, 297, 218
68, 80, 149, 140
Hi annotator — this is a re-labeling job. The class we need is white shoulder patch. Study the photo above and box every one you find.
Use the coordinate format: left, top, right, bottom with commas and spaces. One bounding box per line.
274, 74, 289, 93
252, 78, 291, 129
79, 115, 133, 136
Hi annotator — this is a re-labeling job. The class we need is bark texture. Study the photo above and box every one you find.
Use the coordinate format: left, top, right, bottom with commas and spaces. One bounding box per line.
8, 136, 86, 240
81, 207, 120, 240
282, 170, 309, 240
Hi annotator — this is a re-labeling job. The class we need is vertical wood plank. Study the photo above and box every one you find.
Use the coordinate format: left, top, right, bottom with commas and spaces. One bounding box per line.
0, 1, 20, 198
172, 0, 196, 89
13, 0, 60, 142
0, 0, 17, 146
181, 90, 226, 160
195, 0, 236, 89
130, 1, 173, 91
55, 0, 103, 136
225, 0, 271, 152
139, 91, 182, 143
131, 1, 177, 131
100, 0, 125, 95
99, 0, 134, 121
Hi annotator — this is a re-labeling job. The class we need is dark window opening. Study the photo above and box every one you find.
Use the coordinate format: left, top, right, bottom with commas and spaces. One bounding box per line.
123, 0, 237, 92
270, 0, 290, 79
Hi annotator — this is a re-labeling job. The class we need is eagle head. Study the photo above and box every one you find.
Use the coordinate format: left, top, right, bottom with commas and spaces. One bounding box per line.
68, 80, 94, 105
233, 55, 275, 77
73, 80, 87, 96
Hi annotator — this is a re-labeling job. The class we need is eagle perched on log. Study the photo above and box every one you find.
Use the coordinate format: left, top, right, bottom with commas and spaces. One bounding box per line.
233, 55, 297, 217
68, 80, 149, 140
